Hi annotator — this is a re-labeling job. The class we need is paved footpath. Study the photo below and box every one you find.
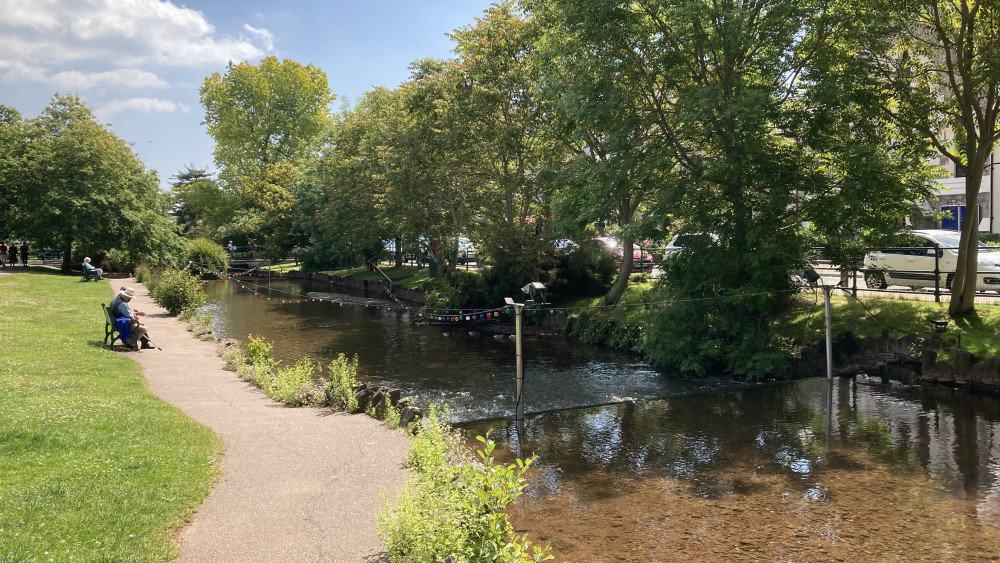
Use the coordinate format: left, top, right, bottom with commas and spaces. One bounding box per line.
120, 280, 410, 562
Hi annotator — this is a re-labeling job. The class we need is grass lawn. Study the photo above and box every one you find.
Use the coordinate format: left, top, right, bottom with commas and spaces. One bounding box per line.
0, 269, 224, 562
776, 289, 1000, 360
325, 264, 433, 290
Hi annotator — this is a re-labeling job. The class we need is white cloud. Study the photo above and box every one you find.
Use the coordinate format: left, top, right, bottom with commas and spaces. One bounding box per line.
243, 24, 275, 53
94, 97, 189, 120
0, 61, 168, 89
0, 0, 271, 68
49, 69, 169, 90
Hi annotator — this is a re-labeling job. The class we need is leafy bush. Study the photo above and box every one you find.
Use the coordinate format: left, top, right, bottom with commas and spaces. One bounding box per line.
101, 249, 136, 274
378, 409, 553, 563
186, 238, 229, 275
245, 334, 278, 370
564, 311, 644, 354
134, 261, 156, 285
150, 268, 206, 315
268, 358, 317, 406
323, 353, 360, 411
547, 239, 616, 301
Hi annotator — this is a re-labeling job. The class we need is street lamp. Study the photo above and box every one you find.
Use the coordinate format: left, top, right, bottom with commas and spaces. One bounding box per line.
504, 281, 547, 453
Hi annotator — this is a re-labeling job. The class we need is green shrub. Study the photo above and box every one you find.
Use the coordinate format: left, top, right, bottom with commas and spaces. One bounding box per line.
378, 411, 553, 563
323, 353, 360, 411
150, 268, 205, 315
186, 238, 229, 275
245, 334, 278, 370
268, 358, 317, 406
101, 249, 136, 274
134, 261, 154, 284
565, 311, 644, 354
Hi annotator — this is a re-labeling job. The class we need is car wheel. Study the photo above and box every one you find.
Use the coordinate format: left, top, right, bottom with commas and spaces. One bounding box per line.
865, 271, 886, 289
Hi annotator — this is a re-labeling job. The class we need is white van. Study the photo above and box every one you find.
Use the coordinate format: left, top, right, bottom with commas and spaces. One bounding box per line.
863, 229, 1000, 292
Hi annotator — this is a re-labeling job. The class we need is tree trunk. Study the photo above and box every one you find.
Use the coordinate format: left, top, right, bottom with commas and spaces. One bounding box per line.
61, 241, 73, 273
603, 243, 634, 306
948, 162, 986, 316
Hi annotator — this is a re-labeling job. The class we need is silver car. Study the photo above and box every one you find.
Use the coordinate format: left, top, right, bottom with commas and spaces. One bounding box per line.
863, 229, 1000, 292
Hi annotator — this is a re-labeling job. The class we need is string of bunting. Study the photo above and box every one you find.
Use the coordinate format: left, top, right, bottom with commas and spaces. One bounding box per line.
223, 273, 806, 323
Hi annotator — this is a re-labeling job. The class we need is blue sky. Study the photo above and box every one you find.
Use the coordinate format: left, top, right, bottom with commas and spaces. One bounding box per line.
0, 0, 494, 186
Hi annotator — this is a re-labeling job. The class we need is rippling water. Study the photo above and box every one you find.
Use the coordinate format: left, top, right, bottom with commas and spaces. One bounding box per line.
204, 277, 1000, 560
203, 278, 746, 421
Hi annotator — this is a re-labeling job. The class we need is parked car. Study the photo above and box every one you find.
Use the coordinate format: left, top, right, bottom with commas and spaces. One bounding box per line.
458, 237, 477, 264
863, 229, 1000, 292
663, 233, 719, 258
595, 237, 654, 269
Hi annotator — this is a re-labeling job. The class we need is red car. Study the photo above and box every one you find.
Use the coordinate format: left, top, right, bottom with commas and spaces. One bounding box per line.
595, 237, 654, 269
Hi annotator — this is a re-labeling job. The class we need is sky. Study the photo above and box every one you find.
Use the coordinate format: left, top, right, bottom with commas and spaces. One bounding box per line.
0, 0, 495, 187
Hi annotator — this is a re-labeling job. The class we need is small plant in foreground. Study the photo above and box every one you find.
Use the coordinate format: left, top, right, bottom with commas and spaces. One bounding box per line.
378, 407, 553, 562
269, 358, 317, 405
324, 353, 360, 411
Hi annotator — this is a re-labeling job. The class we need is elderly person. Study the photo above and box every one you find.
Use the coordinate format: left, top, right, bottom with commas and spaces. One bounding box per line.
82, 257, 103, 280
108, 287, 156, 349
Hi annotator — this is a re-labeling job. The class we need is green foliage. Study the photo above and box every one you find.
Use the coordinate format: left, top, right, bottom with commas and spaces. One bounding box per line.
2, 94, 183, 272
245, 334, 278, 370
268, 358, 317, 406
564, 311, 644, 354
323, 353, 360, 412
379, 409, 552, 562
150, 268, 206, 316
100, 248, 135, 274
186, 237, 229, 274
548, 240, 616, 302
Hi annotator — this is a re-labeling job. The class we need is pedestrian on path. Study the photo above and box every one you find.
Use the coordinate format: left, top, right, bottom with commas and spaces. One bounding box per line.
0, 242, 6, 268
19, 242, 28, 268
7, 244, 16, 267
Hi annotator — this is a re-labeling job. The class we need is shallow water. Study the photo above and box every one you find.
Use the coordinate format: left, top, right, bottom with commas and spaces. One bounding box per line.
205, 277, 1000, 560
459, 378, 1000, 560
203, 278, 745, 422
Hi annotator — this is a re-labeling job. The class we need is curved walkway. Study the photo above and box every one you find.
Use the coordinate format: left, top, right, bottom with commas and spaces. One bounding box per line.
121, 280, 410, 562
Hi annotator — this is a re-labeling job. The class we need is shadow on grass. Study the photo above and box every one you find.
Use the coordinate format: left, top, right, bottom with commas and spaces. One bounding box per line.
952, 311, 985, 331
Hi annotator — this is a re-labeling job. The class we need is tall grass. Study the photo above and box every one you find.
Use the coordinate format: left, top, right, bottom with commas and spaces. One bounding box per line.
0, 270, 223, 562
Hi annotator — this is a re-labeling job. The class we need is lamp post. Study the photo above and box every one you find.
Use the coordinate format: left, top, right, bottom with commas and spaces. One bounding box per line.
504, 282, 547, 457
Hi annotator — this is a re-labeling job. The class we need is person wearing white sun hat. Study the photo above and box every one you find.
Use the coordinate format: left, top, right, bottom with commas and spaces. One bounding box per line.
108, 287, 157, 349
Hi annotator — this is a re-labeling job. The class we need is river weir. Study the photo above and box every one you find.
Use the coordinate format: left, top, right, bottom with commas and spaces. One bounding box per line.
204, 278, 1000, 560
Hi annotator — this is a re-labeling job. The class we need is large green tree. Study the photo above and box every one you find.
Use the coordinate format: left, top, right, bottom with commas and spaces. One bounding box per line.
888, 0, 1000, 315
201, 56, 335, 184
531, 1, 671, 305
7, 94, 178, 271
298, 88, 404, 268
450, 2, 558, 272
531, 0, 931, 378
200, 57, 335, 257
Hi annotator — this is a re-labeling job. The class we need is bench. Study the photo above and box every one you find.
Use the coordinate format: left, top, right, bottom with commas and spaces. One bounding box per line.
102, 303, 122, 346
82, 269, 100, 282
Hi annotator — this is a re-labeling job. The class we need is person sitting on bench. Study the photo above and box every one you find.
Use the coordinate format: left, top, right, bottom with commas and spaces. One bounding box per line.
108, 287, 156, 349
82, 257, 103, 280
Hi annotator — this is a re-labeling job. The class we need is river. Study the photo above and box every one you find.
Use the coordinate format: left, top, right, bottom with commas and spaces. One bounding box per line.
204, 277, 1000, 561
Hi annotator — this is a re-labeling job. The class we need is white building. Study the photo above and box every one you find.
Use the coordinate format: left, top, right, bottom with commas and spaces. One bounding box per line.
929, 148, 1000, 234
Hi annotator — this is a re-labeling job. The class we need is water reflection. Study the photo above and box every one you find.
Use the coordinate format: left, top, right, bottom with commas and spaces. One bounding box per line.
458, 378, 1000, 559
203, 278, 746, 421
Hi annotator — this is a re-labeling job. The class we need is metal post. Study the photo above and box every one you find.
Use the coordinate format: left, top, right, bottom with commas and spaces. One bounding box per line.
514, 303, 524, 425
934, 249, 941, 303
823, 285, 833, 381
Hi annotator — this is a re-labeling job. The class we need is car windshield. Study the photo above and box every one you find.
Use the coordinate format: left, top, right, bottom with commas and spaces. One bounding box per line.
930, 232, 996, 252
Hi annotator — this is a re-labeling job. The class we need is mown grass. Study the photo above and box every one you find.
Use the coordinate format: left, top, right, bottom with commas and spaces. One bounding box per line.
326, 265, 433, 290
0, 269, 224, 562
775, 289, 1000, 360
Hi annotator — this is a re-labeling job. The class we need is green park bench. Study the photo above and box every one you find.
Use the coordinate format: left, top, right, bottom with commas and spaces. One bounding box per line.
102, 303, 122, 346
